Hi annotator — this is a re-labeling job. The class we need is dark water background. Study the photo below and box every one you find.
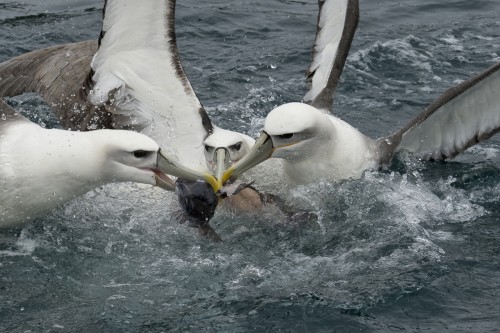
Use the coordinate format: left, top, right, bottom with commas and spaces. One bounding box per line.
1, 0, 500, 332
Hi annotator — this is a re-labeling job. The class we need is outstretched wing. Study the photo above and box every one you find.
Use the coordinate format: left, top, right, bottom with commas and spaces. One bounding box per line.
0, 41, 111, 130
89, 0, 213, 168
303, 0, 359, 112
386, 62, 500, 161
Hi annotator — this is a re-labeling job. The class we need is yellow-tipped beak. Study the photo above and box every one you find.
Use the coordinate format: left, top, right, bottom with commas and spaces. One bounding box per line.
214, 148, 230, 190
220, 132, 274, 186
157, 149, 219, 192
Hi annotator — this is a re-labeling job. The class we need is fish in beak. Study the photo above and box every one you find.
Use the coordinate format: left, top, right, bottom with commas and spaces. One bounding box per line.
220, 132, 274, 186
155, 149, 219, 192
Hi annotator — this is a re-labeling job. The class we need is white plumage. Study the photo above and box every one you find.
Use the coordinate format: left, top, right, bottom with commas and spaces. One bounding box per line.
0, 0, 259, 226
263, 103, 379, 183
0, 98, 193, 227
0, 0, 261, 226
224, 0, 500, 185
0, 0, 253, 178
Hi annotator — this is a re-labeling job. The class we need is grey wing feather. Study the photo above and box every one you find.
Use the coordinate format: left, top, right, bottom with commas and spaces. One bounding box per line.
0, 40, 111, 130
383, 62, 500, 162
303, 0, 359, 112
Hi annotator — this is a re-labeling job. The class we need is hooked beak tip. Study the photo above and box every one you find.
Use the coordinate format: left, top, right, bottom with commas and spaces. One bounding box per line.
219, 132, 273, 185
204, 174, 220, 193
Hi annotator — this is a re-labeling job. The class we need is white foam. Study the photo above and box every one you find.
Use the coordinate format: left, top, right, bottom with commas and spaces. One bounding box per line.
466, 145, 498, 159
373, 172, 486, 224
0, 229, 37, 257
349, 35, 433, 74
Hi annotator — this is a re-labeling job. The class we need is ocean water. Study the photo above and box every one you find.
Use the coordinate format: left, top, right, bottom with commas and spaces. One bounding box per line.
1, 0, 500, 332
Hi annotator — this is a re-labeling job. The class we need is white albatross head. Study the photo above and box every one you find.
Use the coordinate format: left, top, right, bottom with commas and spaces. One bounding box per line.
89, 130, 218, 191
203, 127, 255, 185
262, 102, 330, 161
95, 130, 170, 186
220, 102, 331, 183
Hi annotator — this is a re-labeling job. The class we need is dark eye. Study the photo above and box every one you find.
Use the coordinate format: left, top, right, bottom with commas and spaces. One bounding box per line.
133, 150, 153, 158
230, 142, 242, 151
278, 133, 294, 139
204, 145, 214, 152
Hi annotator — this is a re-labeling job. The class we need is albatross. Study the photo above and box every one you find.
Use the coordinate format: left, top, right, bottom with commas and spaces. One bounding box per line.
0, 0, 253, 189
223, 0, 500, 185
0, 99, 216, 228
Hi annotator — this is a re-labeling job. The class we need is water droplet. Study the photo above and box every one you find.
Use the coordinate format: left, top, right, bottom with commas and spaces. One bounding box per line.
270, 64, 277, 69
1, 114, 6, 120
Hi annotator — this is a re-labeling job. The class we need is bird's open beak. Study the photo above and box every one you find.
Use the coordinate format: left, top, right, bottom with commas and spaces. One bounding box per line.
220, 132, 274, 186
156, 149, 219, 192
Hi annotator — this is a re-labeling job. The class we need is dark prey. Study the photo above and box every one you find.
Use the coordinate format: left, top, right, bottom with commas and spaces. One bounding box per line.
175, 179, 221, 242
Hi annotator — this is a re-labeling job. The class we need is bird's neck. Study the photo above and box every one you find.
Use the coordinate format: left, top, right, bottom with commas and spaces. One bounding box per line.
0, 124, 106, 225
284, 115, 378, 183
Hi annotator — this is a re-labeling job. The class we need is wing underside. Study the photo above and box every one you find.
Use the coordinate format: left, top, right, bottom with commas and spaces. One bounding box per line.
389, 62, 500, 161
303, 0, 359, 112
90, 0, 213, 167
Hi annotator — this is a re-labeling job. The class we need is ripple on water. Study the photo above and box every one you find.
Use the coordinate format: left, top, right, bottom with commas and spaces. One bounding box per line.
1, 0, 500, 331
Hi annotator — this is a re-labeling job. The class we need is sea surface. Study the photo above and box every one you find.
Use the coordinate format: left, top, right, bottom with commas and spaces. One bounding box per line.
1, 0, 500, 332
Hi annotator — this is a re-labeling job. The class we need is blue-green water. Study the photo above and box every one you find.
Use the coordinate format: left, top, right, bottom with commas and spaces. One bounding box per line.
1, 0, 500, 332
